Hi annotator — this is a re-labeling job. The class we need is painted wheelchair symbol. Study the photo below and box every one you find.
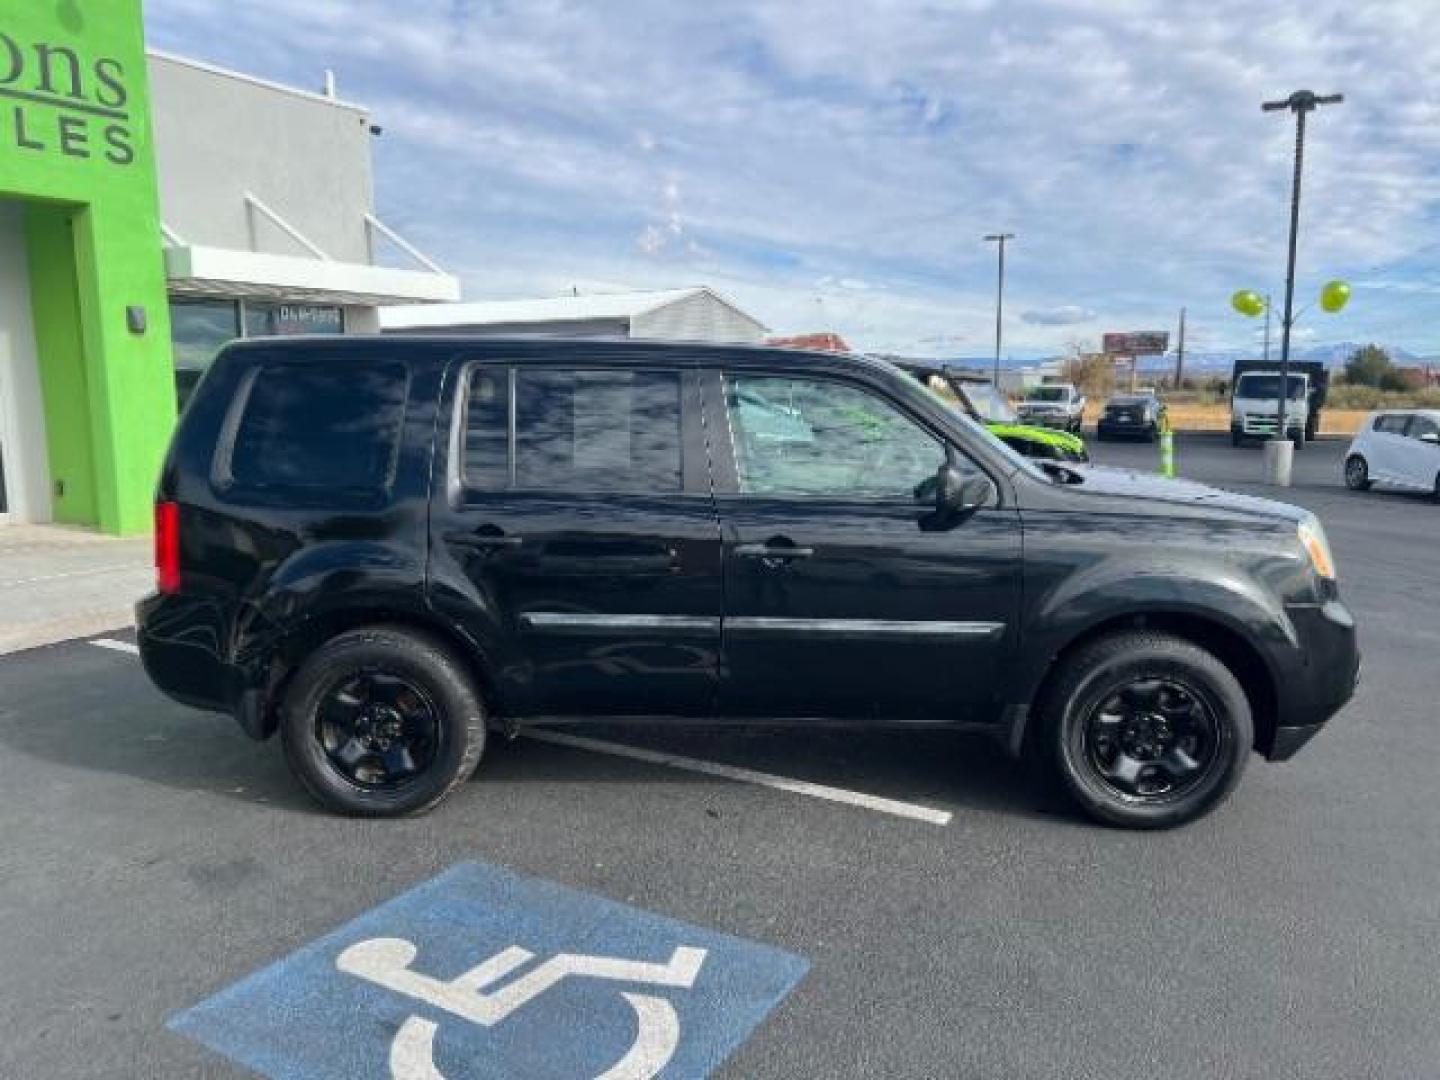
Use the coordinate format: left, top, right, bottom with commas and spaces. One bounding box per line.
337, 937, 708, 1080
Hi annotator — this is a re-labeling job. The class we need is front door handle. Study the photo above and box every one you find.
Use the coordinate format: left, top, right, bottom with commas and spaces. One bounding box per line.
735, 542, 815, 560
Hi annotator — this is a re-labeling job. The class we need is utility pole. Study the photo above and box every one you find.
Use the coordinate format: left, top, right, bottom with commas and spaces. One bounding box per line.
983, 233, 1014, 388
1262, 293, 1272, 364
1262, 90, 1342, 483
1174, 307, 1186, 388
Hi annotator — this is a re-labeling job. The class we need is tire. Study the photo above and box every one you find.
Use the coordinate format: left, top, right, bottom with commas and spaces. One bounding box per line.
1146, 424, 1158, 443
1344, 455, 1371, 492
280, 625, 486, 817
1231, 428, 1244, 447
1433, 473, 1440, 503
1035, 632, 1252, 829
1290, 428, 1306, 450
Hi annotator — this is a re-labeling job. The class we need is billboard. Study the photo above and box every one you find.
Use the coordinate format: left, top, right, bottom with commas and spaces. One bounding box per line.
1103, 331, 1169, 355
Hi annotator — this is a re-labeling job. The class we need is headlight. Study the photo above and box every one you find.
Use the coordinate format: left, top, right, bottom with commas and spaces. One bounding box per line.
1297, 515, 1336, 580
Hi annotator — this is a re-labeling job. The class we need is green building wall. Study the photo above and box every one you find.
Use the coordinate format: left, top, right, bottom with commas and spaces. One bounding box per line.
0, 0, 175, 534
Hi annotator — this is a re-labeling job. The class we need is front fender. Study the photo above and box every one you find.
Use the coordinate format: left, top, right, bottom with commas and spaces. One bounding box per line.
1011, 553, 1298, 710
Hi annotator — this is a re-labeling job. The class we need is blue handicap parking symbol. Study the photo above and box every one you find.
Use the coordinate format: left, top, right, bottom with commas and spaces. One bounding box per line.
169, 861, 809, 1079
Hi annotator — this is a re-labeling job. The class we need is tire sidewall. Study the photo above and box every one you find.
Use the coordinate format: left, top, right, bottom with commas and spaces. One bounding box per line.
281, 630, 483, 816
1345, 455, 1368, 490
1051, 642, 1251, 828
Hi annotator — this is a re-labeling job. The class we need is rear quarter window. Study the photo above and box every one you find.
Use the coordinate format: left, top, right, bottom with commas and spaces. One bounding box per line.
219, 361, 409, 500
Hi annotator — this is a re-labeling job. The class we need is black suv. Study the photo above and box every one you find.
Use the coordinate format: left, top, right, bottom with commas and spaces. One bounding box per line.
138, 338, 1358, 828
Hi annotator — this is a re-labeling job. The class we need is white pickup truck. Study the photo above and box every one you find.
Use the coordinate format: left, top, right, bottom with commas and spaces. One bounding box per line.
1016, 383, 1086, 434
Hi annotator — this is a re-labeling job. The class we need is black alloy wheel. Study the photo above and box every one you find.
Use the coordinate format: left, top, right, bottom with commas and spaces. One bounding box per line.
280, 625, 486, 817
1082, 678, 1219, 801
315, 670, 439, 790
1039, 631, 1251, 828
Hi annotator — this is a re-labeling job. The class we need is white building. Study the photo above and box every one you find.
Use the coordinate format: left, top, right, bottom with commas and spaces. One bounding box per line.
151, 52, 460, 406
381, 287, 768, 344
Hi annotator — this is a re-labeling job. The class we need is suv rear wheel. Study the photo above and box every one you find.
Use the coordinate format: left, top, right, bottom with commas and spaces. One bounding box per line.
1038, 632, 1251, 829
280, 626, 485, 817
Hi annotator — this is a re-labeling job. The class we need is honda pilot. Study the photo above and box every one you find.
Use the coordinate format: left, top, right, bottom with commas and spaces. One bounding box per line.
138, 338, 1359, 828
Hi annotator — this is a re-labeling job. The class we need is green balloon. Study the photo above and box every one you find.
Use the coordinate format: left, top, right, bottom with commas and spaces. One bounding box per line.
1321, 280, 1351, 313
1231, 289, 1265, 317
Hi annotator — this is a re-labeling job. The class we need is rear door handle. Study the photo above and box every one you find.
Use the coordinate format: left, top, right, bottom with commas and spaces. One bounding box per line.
446, 531, 523, 549
735, 543, 814, 560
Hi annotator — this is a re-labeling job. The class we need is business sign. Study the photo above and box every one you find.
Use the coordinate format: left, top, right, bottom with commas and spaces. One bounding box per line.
170, 861, 809, 1080
0, 30, 135, 165
1102, 331, 1169, 356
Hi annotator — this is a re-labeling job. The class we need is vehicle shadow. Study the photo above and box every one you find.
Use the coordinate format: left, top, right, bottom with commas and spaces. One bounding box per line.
0, 645, 1071, 824
478, 724, 1074, 825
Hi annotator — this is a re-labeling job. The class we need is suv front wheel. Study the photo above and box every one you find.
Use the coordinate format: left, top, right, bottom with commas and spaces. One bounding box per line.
1038, 632, 1251, 829
280, 625, 486, 817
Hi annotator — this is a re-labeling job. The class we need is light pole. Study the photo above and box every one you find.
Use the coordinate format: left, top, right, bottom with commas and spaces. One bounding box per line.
1261, 89, 1342, 484
983, 232, 1014, 388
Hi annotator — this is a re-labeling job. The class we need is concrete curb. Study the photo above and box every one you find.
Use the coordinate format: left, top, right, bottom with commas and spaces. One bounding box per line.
0, 612, 136, 657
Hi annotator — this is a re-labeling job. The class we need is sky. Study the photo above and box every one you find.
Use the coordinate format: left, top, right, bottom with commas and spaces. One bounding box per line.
144, 0, 1440, 359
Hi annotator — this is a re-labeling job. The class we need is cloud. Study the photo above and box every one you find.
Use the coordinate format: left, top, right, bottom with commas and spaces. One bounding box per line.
1021, 305, 1096, 326
142, 0, 1440, 356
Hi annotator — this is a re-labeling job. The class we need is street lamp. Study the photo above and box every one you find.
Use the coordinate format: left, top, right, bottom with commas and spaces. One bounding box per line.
983, 232, 1014, 388
1256, 89, 1343, 485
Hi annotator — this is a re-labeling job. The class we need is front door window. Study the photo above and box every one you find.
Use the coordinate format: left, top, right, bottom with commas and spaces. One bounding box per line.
726, 375, 945, 499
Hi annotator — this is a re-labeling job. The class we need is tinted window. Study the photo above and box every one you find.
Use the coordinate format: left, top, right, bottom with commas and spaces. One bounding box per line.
1375, 414, 1410, 435
1408, 416, 1439, 442
463, 368, 510, 488
228, 362, 408, 491
726, 375, 944, 497
463, 368, 683, 492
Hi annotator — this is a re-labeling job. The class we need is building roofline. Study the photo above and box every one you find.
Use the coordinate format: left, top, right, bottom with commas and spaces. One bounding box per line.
145, 48, 370, 115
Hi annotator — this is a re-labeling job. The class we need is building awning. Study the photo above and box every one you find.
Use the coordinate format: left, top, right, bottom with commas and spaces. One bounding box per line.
165, 245, 461, 307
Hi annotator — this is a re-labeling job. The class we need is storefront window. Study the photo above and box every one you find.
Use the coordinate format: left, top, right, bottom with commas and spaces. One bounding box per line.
169, 300, 346, 411
171, 298, 240, 410
243, 303, 343, 338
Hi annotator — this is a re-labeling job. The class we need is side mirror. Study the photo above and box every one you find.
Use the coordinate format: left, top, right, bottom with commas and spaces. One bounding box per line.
933, 463, 994, 514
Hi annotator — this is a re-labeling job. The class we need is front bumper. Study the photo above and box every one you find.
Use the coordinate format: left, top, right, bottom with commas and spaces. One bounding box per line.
1017, 413, 1074, 429
1265, 598, 1359, 761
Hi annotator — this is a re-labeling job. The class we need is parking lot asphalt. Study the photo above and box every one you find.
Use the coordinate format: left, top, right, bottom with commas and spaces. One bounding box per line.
2, 433, 1436, 1079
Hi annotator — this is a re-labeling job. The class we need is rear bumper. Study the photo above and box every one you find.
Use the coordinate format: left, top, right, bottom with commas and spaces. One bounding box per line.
135, 591, 238, 717
1097, 419, 1153, 437
1018, 414, 1074, 429
1265, 599, 1359, 761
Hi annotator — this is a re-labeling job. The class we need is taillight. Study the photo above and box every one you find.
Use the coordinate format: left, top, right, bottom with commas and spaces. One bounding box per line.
155, 501, 181, 594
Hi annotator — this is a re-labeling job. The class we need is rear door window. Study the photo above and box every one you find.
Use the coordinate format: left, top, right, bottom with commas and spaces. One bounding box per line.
461, 367, 683, 493
223, 361, 409, 494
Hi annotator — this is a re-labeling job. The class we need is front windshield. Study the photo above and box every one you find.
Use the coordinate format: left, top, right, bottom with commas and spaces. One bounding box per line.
960, 381, 1019, 424
1236, 373, 1306, 400
1027, 386, 1069, 402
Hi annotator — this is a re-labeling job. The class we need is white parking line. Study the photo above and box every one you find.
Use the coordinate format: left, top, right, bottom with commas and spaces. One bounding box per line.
91, 638, 140, 655
524, 730, 953, 827
82, 639, 952, 825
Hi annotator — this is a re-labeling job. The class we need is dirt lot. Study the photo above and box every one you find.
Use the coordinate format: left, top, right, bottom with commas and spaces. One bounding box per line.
1081, 401, 1369, 435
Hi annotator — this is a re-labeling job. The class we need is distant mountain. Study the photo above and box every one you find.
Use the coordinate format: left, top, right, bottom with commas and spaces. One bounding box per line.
1139, 342, 1425, 373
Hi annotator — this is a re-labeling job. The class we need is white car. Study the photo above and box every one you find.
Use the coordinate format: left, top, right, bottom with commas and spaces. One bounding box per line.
1344, 409, 1440, 498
